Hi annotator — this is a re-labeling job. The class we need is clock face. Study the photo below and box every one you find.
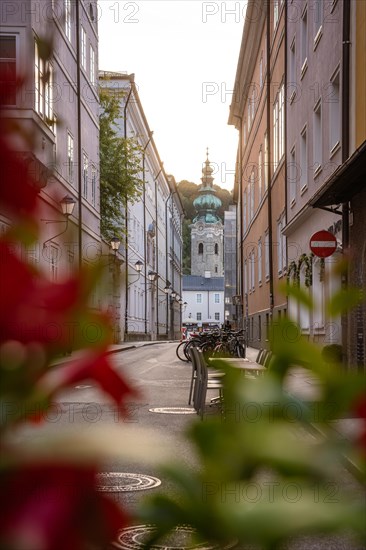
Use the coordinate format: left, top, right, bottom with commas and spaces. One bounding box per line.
197, 223, 204, 231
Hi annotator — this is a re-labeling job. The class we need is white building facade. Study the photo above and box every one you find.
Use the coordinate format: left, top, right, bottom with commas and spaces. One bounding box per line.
99, 72, 184, 341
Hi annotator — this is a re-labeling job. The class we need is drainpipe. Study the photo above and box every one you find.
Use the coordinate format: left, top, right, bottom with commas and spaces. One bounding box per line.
165, 189, 173, 336
342, 0, 350, 249
342, 0, 351, 365
154, 165, 163, 338
266, 0, 275, 320
284, 0, 288, 317
123, 76, 134, 338
75, 0, 82, 269
233, 115, 243, 331
142, 131, 153, 335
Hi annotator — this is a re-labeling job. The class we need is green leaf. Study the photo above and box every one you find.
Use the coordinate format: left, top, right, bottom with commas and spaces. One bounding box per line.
327, 287, 364, 316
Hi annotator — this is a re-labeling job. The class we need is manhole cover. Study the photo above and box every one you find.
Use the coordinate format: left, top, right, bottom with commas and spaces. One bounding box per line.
149, 407, 196, 415
96, 473, 161, 492
114, 525, 237, 550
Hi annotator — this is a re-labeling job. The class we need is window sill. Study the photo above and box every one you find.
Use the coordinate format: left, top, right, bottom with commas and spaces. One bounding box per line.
300, 59, 308, 80
290, 198, 296, 209
300, 184, 308, 196
314, 165, 322, 178
331, 0, 339, 13
313, 26, 323, 51
330, 141, 341, 159
289, 90, 297, 105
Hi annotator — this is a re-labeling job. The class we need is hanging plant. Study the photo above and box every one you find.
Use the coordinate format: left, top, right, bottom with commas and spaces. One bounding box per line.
319, 257, 325, 282
287, 254, 313, 288
298, 253, 314, 287
287, 260, 300, 287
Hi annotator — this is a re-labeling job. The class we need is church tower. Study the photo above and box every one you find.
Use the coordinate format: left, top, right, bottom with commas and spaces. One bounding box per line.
190, 151, 224, 277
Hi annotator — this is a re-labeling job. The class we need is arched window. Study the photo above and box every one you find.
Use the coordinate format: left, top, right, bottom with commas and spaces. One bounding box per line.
214, 243, 219, 255
198, 243, 203, 254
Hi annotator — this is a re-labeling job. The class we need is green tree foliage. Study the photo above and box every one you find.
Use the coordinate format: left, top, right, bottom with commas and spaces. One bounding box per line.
99, 88, 144, 242
182, 219, 191, 275
138, 287, 366, 549
177, 180, 234, 273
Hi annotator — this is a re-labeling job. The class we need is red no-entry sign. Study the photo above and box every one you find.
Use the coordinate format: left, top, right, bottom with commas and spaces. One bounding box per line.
309, 230, 337, 258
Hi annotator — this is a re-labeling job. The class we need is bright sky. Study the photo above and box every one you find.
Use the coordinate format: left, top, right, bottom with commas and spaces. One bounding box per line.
98, 0, 247, 190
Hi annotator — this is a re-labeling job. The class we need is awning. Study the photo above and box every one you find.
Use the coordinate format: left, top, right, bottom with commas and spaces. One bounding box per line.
311, 140, 366, 208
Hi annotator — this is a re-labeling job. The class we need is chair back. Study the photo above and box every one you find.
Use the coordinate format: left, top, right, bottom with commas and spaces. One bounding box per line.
263, 351, 273, 368
256, 348, 264, 363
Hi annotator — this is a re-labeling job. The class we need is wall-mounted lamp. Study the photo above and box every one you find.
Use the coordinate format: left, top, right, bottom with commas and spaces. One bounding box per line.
148, 270, 158, 282
42, 195, 76, 248
163, 284, 172, 294
128, 260, 144, 287
110, 236, 121, 252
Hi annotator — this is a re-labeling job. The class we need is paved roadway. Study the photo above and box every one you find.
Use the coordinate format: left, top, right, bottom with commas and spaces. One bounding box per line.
15, 342, 366, 550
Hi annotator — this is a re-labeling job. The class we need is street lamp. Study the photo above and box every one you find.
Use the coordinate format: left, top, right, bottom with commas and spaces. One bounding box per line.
127, 260, 144, 287
148, 270, 158, 282
170, 290, 177, 300
42, 195, 76, 248
110, 236, 121, 252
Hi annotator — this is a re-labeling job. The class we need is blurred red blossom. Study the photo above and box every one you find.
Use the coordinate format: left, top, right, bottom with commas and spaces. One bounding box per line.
0, 67, 137, 550
0, 464, 129, 550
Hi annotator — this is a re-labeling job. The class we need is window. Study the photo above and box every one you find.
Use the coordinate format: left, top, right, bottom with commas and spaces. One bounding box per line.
244, 260, 248, 294
82, 152, 88, 197
329, 70, 340, 152
214, 265, 218, 273
65, 0, 72, 41
250, 171, 255, 219
49, 245, 59, 281
289, 146, 297, 203
197, 312, 202, 321
90, 45, 95, 84
277, 213, 287, 274
289, 38, 296, 100
67, 133, 74, 183
0, 35, 16, 105
81, 26, 86, 70
273, 0, 279, 28
265, 232, 269, 280
198, 243, 203, 254
313, 0, 323, 39
258, 147, 262, 199
215, 312, 220, 321
243, 190, 247, 232
273, 83, 284, 170
258, 238, 262, 284
259, 55, 263, 89
214, 294, 220, 303
264, 132, 268, 189
300, 126, 307, 191
273, 98, 279, 170
196, 293, 202, 304
214, 243, 218, 255
251, 251, 255, 291
301, 8, 308, 72
35, 40, 53, 128
91, 164, 96, 206
313, 100, 322, 173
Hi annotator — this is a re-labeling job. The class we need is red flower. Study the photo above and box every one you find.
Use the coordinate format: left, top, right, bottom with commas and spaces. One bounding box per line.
0, 464, 129, 550
38, 349, 139, 409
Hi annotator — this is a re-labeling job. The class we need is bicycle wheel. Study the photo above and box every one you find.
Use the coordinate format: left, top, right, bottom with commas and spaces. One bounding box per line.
184, 339, 201, 361
236, 342, 246, 358
176, 341, 189, 362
